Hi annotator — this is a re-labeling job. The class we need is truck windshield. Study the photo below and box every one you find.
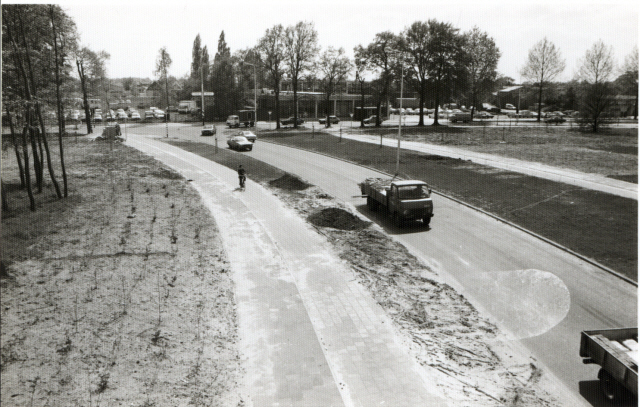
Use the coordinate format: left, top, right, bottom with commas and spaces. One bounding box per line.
397, 185, 430, 199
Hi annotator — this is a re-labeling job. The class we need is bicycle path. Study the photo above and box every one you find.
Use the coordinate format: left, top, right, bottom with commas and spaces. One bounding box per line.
126, 134, 449, 406
319, 126, 637, 200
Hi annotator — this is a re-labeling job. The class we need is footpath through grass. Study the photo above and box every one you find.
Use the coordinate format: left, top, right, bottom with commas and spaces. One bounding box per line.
258, 130, 638, 281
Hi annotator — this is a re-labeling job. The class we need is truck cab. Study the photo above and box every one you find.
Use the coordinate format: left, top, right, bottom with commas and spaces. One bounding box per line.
387, 181, 433, 226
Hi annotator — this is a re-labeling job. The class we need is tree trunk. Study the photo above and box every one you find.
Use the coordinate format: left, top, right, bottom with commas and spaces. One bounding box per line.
293, 78, 299, 129
29, 122, 43, 194
77, 61, 93, 134
360, 82, 365, 128
21, 116, 36, 211
6, 106, 26, 188
418, 80, 425, 126
375, 101, 382, 127
50, 6, 68, 196
433, 81, 441, 126
1, 179, 9, 213
537, 82, 543, 122
35, 103, 62, 198
274, 76, 281, 129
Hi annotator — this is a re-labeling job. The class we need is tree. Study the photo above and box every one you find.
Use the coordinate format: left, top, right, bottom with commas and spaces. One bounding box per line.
463, 27, 500, 118
619, 46, 638, 119
354, 31, 398, 125
211, 31, 236, 118
191, 34, 202, 79
423, 20, 467, 126
257, 24, 286, 129
317, 47, 352, 128
575, 40, 616, 132
155, 47, 172, 130
284, 21, 319, 128
520, 37, 566, 121
398, 21, 431, 126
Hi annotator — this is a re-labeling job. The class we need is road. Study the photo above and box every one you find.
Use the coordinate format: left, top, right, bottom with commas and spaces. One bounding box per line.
134, 124, 637, 406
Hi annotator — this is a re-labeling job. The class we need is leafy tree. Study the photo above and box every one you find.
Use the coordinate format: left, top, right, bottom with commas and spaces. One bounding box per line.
575, 40, 616, 132
354, 31, 398, 125
317, 47, 352, 128
211, 31, 236, 118
191, 34, 202, 79
284, 21, 319, 128
520, 37, 566, 121
257, 24, 286, 129
398, 21, 432, 125
463, 26, 500, 117
423, 20, 467, 126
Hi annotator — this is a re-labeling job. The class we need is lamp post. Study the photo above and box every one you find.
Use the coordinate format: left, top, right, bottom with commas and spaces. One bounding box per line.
394, 54, 404, 177
242, 60, 258, 128
355, 70, 365, 128
268, 111, 272, 130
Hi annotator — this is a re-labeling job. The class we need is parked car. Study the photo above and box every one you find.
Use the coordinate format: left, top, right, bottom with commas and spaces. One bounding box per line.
474, 111, 494, 119
201, 125, 216, 136
130, 111, 141, 121
239, 130, 257, 142
280, 117, 304, 126
227, 135, 253, 151
153, 109, 165, 119
507, 110, 537, 119
318, 115, 340, 124
93, 113, 103, 123
545, 115, 566, 124
505, 104, 516, 110
144, 110, 155, 119
116, 112, 128, 120
482, 103, 501, 114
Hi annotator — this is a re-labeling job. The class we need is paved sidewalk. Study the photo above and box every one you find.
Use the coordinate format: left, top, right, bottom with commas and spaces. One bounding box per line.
319, 126, 638, 200
126, 135, 449, 407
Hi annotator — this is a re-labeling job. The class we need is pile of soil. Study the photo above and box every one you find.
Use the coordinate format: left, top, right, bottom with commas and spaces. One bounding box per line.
268, 173, 311, 190
307, 207, 371, 230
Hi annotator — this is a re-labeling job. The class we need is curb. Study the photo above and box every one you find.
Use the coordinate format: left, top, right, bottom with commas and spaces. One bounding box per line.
260, 138, 637, 287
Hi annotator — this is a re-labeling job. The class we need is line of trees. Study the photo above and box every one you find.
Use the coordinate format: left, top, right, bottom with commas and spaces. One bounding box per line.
2, 4, 112, 215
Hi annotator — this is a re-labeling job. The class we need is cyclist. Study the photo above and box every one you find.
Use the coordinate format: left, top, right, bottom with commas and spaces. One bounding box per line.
237, 165, 246, 188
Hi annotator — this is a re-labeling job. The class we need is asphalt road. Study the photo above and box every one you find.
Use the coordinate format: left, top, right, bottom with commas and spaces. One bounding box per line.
136, 124, 637, 406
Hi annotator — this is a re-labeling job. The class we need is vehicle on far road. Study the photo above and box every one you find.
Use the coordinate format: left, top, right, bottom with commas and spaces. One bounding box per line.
227, 135, 253, 151
201, 125, 216, 136
318, 115, 340, 124
363, 115, 379, 125
474, 111, 494, 119
505, 104, 516, 110
545, 115, 566, 124
580, 327, 637, 403
482, 103, 501, 113
359, 178, 434, 227
238, 130, 256, 142
280, 116, 304, 127
449, 111, 472, 123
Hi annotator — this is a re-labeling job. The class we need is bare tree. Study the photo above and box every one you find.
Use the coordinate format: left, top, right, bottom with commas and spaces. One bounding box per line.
284, 21, 319, 128
257, 24, 286, 129
575, 40, 616, 132
463, 27, 500, 118
520, 37, 566, 121
619, 45, 638, 119
317, 47, 352, 128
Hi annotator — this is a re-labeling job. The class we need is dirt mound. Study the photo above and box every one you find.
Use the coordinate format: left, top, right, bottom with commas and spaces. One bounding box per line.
269, 173, 311, 190
307, 208, 370, 230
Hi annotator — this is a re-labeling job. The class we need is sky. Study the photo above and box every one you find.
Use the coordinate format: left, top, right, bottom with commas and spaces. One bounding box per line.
13, 0, 639, 82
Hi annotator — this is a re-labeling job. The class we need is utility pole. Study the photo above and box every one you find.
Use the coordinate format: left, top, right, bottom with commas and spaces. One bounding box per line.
242, 60, 258, 127
201, 49, 205, 126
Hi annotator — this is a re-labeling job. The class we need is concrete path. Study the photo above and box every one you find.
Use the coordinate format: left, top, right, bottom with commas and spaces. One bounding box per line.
317, 125, 638, 200
126, 134, 449, 407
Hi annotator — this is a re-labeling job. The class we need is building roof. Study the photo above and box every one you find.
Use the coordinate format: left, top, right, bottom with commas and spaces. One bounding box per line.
498, 86, 523, 93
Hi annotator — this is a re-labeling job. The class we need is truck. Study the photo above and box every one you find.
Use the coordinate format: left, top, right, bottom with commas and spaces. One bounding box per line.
580, 327, 638, 402
359, 178, 434, 227
177, 100, 198, 114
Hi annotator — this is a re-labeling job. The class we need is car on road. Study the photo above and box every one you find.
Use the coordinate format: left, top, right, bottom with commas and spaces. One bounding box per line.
482, 103, 501, 114
505, 104, 516, 110
474, 111, 494, 119
238, 130, 257, 142
227, 135, 253, 151
545, 115, 566, 124
318, 115, 340, 124
226, 115, 240, 127
201, 125, 216, 136
280, 117, 304, 127
363, 115, 379, 125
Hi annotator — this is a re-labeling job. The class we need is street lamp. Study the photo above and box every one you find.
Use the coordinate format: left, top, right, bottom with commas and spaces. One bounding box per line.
355, 70, 365, 128
268, 111, 272, 130
200, 50, 205, 126
388, 51, 405, 177
241, 60, 258, 128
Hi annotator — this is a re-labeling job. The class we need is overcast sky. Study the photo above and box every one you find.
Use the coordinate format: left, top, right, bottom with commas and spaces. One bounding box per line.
17, 0, 639, 82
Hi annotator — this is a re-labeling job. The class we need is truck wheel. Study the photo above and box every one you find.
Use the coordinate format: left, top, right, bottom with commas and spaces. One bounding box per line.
367, 197, 375, 210
393, 212, 403, 228
599, 369, 627, 402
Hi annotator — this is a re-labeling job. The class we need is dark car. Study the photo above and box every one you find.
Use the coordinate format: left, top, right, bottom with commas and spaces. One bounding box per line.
227, 135, 253, 151
545, 115, 566, 124
201, 125, 216, 136
280, 117, 304, 126
318, 115, 340, 124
